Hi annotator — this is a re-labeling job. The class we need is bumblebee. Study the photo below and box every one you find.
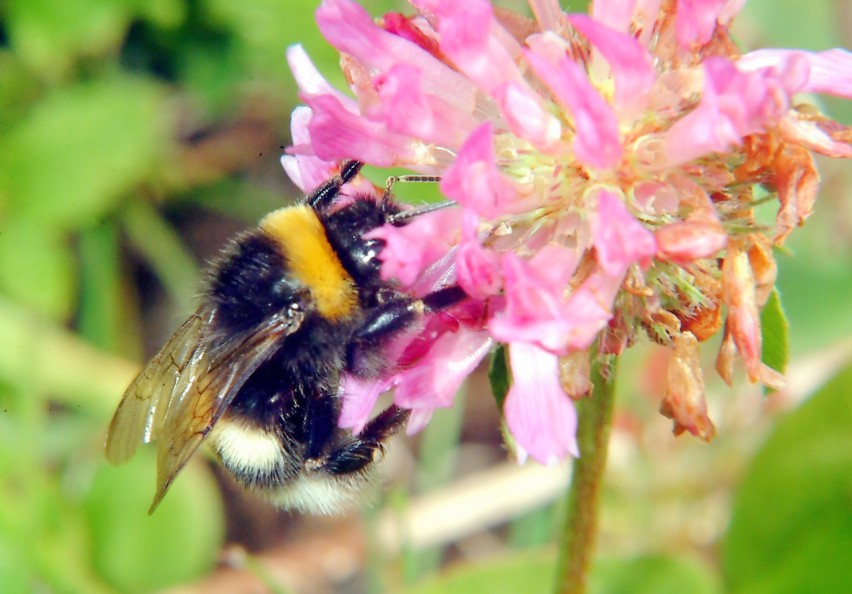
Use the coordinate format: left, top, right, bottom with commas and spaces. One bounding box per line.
106, 161, 463, 514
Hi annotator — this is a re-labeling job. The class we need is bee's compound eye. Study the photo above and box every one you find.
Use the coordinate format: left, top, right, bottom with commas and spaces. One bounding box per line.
367, 239, 382, 258
363, 238, 382, 264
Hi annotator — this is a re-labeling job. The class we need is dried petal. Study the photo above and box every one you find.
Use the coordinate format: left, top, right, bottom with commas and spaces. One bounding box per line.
559, 350, 593, 399
660, 332, 716, 441
772, 143, 820, 244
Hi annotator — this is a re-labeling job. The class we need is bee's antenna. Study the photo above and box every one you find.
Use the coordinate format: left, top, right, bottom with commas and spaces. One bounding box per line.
387, 200, 457, 226
308, 160, 364, 211
381, 173, 442, 211
382, 172, 450, 224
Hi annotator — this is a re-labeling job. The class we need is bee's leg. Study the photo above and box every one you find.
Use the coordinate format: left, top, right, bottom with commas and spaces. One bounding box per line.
306, 160, 363, 211
322, 405, 410, 475
354, 286, 469, 346
421, 285, 468, 312
303, 391, 338, 460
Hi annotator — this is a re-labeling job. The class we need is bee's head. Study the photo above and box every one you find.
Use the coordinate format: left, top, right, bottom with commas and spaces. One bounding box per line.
321, 195, 401, 290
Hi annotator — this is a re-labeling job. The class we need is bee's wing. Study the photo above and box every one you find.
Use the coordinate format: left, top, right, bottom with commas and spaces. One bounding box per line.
105, 304, 304, 512
105, 307, 211, 466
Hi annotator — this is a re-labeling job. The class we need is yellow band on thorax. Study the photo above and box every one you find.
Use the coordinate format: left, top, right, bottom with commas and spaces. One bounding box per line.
260, 206, 357, 321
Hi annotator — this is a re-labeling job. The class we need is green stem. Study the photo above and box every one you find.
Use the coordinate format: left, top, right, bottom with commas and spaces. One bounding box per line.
554, 356, 617, 594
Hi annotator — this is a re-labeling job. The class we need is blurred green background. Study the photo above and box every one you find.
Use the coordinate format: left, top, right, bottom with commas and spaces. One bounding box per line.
0, 1, 850, 593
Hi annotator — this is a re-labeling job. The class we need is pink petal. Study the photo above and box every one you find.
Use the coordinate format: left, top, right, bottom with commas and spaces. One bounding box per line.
567, 14, 655, 115
406, 247, 461, 299
429, 0, 526, 94
529, 0, 562, 31
675, 0, 729, 48
591, 0, 637, 33
634, 0, 663, 46
456, 210, 503, 299
504, 342, 579, 464
339, 375, 392, 434
406, 409, 435, 434
663, 56, 805, 166
282, 106, 338, 192
366, 208, 461, 286
381, 12, 443, 59
316, 0, 477, 114
440, 122, 519, 218
559, 271, 623, 351
655, 220, 728, 263
662, 77, 739, 164
492, 81, 562, 149
372, 64, 478, 148
394, 329, 493, 415
525, 34, 623, 169
739, 48, 852, 98
286, 45, 356, 110
303, 93, 419, 166
591, 191, 657, 275
488, 246, 582, 353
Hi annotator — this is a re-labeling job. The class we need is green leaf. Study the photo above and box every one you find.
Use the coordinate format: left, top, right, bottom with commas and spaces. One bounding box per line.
0, 298, 137, 414
5, 0, 131, 78
400, 552, 720, 594
0, 539, 31, 594
0, 220, 76, 320
590, 555, 721, 594
130, 0, 185, 28
774, 244, 852, 353
736, 0, 841, 50
84, 450, 224, 594
760, 289, 789, 376
78, 221, 125, 351
0, 76, 170, 231
488, 344, 511, 410
0, 51, 43, 136
402, 552, 554, 594
121, 199, 200, 315
507, 504, 559, 549
723, 362, 852, 594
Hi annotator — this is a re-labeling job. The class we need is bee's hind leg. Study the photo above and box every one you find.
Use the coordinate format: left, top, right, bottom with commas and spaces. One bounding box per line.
322, 405, 410, 475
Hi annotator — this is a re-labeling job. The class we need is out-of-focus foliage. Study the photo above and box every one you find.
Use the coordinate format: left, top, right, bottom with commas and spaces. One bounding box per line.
0, 0, 333, 591
0, 1, 850, 593
724, 362, 852, 594
400, 552, 722, 594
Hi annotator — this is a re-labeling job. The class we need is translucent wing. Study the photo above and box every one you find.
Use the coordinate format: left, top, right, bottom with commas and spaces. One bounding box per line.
105, 304, 304, 512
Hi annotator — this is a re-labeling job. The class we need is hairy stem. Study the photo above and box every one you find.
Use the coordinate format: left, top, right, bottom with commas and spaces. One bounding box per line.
554, 357, 617, 594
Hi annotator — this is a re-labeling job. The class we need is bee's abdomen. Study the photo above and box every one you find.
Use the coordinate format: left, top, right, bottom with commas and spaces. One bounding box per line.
207, 418, 300, 489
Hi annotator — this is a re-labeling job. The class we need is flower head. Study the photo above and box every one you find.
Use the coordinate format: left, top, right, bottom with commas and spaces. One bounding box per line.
287, 0, 852, 461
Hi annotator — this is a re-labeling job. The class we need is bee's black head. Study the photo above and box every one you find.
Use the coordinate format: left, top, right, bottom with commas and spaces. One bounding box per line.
321, 195, 400, 293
